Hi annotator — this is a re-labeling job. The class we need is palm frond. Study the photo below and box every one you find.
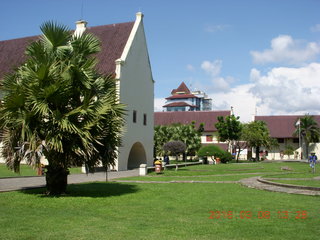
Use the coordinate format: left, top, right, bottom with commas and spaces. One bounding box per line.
40, 21, 71, 50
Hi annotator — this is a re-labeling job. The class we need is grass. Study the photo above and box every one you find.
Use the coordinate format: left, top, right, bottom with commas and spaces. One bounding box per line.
0, 163, 38, 177
145, 161, 317, 178
264, 172, 320, 178
0, 162, 319, 239
119, 174, 265, 182
0, 163, 82, 178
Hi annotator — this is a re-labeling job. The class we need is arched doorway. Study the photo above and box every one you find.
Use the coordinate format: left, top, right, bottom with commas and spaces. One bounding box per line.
127, 142, 147, 169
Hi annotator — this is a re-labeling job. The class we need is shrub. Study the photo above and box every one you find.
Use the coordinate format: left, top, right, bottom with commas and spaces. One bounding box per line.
197, 145, 224, 158
163, 141, 186, 160
197, 145, 231, 163
218, 151, 232, 163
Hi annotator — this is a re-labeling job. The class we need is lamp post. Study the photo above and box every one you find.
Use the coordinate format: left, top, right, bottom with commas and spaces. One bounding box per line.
296, 119, 302, 159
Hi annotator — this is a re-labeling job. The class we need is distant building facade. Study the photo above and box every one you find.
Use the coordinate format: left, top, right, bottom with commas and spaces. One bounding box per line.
163, 82, 212, 112
254, 115, 320, 160
154, 111, 230, 150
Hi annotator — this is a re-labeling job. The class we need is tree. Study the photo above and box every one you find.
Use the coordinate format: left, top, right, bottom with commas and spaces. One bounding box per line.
241, 121, 274, 161
172, 123, 202, 162
0, 22, 125, 195
283, 145, 294, 159
154, 122, 202, 161
154, 125, 171, 157
197, 145, 224, 162
294, 115, 320, 159
163, 140, 186, 170
163, 141, 186, 160
215, 115, 242, 161
197, 145, 232, 163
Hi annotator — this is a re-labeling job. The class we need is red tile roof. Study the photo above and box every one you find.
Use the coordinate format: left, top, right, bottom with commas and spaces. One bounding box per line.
162, 102, 197, 108
255, 115, 320, 138
154, 111, 231, 132
0, 21, 134, 79
0, 35, 38, 79
87, 22, 134, 75
165, 94, 199, 100
171, 82, 191, 95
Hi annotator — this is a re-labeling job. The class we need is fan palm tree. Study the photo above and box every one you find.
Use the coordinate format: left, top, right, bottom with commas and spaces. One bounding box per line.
154, 125, 171, 157
294, 115, 320, 159
0, 21, 125, 195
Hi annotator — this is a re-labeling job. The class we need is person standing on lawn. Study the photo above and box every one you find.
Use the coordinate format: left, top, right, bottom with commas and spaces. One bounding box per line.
309, 152, 317, 173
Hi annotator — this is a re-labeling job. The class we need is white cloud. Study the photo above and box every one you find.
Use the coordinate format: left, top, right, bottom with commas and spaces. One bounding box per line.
186, 64, 195, 71
311, 24, 320, 32
250, 35, 320, 65
201, 60, 222, 76
200, 60, 233, 92
249, 62, 320, 114
209, 84, 258, 122
154, 98, 166, 112
204, 24, 229, 33
203, 62, 320, 122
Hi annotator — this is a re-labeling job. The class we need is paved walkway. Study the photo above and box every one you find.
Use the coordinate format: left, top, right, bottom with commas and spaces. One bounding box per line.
0, 169, 139, 192
239, 176, 320, 196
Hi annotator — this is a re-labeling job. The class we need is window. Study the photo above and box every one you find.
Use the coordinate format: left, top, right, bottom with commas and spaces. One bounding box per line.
133, 110, 137, 123
143, 114, 147, 126
293, 138, 299, 143
206, 135, 213, 142
277, 138, 284, 143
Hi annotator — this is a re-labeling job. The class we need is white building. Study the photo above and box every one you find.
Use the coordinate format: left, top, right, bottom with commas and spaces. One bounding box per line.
254, 115, 320, 160
0, 13, 154, 170
163, 82, 212, 112
154, 111, 230, 151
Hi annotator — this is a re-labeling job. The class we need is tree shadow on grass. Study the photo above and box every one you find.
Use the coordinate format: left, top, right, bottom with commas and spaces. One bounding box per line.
20, 182, 140, 198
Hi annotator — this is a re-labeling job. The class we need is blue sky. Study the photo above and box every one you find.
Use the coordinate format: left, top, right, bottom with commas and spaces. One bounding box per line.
1, 0, 320, 121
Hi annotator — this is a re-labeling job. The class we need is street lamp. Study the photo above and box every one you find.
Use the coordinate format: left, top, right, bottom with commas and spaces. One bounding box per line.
296, 119, 301, 159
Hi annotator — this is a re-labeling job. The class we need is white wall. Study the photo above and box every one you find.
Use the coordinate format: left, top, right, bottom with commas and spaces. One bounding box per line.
251, 138, 307, 160
116, 13, 154, 170
201, 132, 219, 144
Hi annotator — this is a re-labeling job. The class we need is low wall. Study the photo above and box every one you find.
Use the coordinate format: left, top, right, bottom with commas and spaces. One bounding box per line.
139, 161, 202, 176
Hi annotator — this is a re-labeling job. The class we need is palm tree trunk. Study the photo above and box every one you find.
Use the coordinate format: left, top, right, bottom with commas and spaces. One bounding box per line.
305, 139, 309, 160
255, 146, 260, 161
45, 165, 69, 195
105, 165, 108, 182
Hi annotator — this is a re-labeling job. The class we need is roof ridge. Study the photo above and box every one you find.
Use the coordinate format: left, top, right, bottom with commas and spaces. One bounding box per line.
0, 21, 135, 43
171, 81, 191, 95
86, 21, 135, 30
0, 21, 135, 78
0, 35, 40, 43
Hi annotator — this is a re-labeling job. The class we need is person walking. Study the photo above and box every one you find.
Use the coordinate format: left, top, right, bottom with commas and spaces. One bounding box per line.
309, 152, 317, 173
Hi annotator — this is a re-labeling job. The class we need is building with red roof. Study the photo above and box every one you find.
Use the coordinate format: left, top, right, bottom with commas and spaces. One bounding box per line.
154, 111, 231, 151
0, 13, 154, 170
163, 82, 212, 111
255, 115, 320, 160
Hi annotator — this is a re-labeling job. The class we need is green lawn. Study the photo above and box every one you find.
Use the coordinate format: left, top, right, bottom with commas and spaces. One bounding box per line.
0, 162, 319, 240
0, 163, 82, 178
154, 161, 310, 175
119, 174, 265, 182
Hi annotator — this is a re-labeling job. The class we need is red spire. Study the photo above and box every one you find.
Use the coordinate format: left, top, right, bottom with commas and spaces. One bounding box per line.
171, 82, 191, 95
